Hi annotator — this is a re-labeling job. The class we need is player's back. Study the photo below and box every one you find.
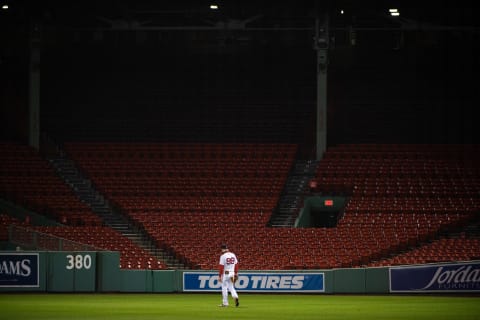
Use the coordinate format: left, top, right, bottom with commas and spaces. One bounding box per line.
220, 252, 238, 272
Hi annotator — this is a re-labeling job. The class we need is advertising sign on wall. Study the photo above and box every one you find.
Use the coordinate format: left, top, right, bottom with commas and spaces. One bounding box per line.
0, 253, 39, 287
183, 272, 325, 292
390, 261, 480, 293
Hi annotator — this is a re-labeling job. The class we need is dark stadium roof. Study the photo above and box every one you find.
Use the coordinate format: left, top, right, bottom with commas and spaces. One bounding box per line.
1, 0, 478, 30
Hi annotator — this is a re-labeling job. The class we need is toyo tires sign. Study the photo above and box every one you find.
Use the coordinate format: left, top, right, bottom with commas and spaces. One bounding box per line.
183, 272, 324, 292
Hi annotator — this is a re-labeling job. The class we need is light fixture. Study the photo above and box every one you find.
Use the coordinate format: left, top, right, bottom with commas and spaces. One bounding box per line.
389, 8, 400, 16
210, 4, 218, 10
2, 4, 8, 10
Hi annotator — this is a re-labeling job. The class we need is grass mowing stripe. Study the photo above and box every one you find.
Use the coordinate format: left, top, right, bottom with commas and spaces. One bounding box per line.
0, 294, 479, 320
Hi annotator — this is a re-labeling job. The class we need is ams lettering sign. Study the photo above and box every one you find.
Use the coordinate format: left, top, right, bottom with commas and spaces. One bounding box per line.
0, 253, 39, 287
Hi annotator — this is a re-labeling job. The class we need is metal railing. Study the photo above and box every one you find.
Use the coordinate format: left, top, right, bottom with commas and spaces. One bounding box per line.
8, 225, 99, 251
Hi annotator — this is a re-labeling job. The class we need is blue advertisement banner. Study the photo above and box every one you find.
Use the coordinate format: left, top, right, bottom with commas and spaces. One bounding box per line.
0, 253, 39, 287
390, 261, 480, 293
183, 272, 325, 292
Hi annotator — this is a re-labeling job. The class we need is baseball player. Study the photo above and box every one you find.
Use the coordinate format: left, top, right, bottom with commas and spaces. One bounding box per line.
218, 244, 239, 307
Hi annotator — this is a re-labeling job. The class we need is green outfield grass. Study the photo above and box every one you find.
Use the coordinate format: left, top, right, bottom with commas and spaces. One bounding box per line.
0, 293, 479, 320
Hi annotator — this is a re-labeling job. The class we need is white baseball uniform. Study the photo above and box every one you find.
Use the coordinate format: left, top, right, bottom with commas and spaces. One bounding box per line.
218, 250, 239, 306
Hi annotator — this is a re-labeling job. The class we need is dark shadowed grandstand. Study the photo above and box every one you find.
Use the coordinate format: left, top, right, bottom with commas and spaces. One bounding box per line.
1, 0, 479, 272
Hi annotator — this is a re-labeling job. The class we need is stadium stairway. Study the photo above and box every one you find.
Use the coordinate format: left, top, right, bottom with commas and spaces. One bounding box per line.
48, 154, 187, 269
48, 157, 121, 223
268, 159, 319, 227
49, 158, 112, 222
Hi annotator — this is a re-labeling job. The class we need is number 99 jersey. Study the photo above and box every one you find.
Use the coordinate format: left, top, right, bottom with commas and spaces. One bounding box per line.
219, 251, 238, 272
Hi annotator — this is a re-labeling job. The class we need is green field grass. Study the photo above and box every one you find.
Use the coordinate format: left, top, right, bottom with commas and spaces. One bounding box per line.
0, 293, 479, 320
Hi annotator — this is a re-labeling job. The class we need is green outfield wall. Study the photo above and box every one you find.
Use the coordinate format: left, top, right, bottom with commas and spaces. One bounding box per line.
0, 251, 392, 293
